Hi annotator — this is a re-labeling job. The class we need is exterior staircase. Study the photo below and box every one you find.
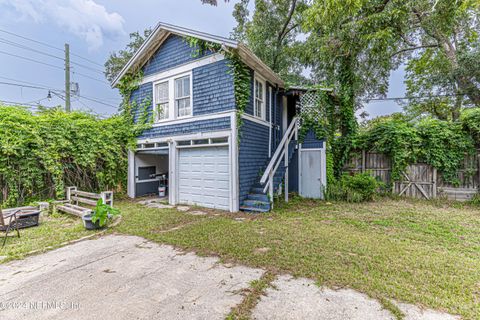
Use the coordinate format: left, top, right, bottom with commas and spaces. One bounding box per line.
239, 184, 271, 213
240, 118, 299, 213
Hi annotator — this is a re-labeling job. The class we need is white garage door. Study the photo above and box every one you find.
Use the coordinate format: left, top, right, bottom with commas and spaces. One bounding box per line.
178, 146, 230, 210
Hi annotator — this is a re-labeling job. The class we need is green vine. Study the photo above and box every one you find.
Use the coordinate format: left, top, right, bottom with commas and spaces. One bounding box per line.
117, 70, 152, 136
295, 89, 335, 184
183, 36, 222, 58
354, 115, 477, 185
0, 106, 136, 206
225, 52, 251, 135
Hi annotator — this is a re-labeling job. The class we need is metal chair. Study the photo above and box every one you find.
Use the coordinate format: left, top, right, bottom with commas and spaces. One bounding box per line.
0, 207, 20, 248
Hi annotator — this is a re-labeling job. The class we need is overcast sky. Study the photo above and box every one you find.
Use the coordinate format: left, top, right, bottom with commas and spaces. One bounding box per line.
0, 0, 403, 118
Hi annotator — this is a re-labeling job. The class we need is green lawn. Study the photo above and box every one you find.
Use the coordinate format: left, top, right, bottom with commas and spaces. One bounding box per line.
114, 197, 480, 320
1, 197, 479, 319
0, 213, 94, 263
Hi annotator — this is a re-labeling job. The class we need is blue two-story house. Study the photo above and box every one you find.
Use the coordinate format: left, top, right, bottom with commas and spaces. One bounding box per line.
112, 22, 327, 213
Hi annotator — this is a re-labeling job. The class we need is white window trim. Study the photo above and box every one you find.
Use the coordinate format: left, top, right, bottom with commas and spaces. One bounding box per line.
253, 74, 266, 121
153, 80, 169, 122
141, 53, 224, 85
152, 71, 193, 123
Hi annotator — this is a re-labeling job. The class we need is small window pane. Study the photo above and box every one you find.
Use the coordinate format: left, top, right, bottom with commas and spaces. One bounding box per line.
175, 75, 191, 117
155, 81, 169, 121
193, 139, 209, 145
175, 76, 190, 98
211, 137, 228, 144
155, 82, 168, 101
254, 79, 264, 119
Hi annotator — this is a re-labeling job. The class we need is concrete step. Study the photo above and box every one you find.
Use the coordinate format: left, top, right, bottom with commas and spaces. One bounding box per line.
242, 199, 270, 211
239, 206, 270, 213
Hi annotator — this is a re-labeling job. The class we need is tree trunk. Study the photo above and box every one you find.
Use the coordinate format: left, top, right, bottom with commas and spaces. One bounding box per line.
440, 39, 480, 106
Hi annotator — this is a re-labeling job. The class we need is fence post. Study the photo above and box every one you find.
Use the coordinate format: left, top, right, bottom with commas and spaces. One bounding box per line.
432, 167, 437, 199
477, 150, 480, 191
361, 150, 366, 173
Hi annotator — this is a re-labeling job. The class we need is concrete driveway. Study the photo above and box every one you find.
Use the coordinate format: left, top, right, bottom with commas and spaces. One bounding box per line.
0, 235, 459, 320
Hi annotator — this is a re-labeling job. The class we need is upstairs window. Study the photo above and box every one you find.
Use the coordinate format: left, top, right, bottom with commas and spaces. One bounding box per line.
154, 81, 169, 121
175, 75, 191, 117
254, 78, 265, 120
152, 73, 192, 122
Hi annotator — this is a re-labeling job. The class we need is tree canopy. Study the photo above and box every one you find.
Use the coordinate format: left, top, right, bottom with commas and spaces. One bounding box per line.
104, 29, 152, 84
232, 0, 309, 83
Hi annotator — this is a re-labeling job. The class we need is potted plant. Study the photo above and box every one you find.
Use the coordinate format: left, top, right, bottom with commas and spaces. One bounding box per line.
82, 199, 120, 230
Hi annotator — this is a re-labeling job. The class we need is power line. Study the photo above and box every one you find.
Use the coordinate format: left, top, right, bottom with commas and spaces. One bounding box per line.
365, 93, 461, 103
0, 50, 106, 83
71, 53, 104, 68
0, 37, 104, 74
0, 37, 65, 61
0, 81, 62, 92
77, 95, 118, 109
0, 28, 64, 52
0, 76, 61, 90
72, 70, 109, 84
71, 61, 104, 74
0, 50, 64, 70
0, 28, 104, 67
0, 99, 45, 108
0, 78, 119, 106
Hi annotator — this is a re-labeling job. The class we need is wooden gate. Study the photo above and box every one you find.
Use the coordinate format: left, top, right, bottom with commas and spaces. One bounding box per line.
394, 164, 437, 199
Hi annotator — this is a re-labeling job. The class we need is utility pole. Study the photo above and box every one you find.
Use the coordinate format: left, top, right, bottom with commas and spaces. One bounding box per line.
64, 43, 71, 112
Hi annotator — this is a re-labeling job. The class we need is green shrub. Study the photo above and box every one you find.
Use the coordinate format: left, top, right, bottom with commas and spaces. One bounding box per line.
469, 193, 480, 206
326, 172, 382, 202
0, 106, 140, 206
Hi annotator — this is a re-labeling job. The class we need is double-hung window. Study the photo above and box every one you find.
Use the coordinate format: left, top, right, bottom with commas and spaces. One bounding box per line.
153, 73, 192, 122
175, 75, 191, 118
254, 78, 265, 120
154, 81, 169, 121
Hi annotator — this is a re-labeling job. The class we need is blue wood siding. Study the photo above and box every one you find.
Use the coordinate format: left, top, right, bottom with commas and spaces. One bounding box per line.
138, 117, 231, 140
130, 82, 153, 123
239, 119, 270, 201
143, 34, 211, 76
131, 60, 235, 123
288, 148, 299, 192
193, 60, 235, 115
302, 129, 325, 149
128, 34, 236, 141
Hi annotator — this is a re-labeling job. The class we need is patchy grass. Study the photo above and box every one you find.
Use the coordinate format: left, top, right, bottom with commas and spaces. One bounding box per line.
0, 213, 93, 263
114, 197, 480, 320
226, 272, 276, 320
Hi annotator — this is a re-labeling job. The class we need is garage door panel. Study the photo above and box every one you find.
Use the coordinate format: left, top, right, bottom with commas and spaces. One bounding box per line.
178, 146, 230, 210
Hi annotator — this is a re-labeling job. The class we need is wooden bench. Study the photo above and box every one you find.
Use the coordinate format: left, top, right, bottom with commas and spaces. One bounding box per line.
56, 186, 113, 218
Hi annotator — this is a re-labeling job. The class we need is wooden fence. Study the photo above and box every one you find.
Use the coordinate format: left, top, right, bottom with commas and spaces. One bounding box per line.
344, 150, 480, 201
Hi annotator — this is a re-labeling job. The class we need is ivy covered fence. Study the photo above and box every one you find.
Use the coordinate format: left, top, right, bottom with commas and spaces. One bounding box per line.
0, 105, 138, 207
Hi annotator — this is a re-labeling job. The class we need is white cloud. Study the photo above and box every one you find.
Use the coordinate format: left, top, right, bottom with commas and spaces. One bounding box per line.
0, 0, 125, 50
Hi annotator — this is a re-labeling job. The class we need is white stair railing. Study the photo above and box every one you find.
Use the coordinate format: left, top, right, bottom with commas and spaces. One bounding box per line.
260, 117, 298, 206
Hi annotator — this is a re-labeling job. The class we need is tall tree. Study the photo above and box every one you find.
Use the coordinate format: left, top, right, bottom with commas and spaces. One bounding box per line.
104, 29, 152, 83
232, 0, 308, 83
401, 0, 480, 120
301, 0, 406, 175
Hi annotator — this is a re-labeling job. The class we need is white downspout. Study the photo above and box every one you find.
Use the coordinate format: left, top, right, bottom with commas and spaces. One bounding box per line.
268, 86, 272, 158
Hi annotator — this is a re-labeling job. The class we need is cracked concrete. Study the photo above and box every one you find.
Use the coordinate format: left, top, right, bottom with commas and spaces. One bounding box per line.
0, 235, 263, 320
0, 236, 461, 320
252, 275, 460, 320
